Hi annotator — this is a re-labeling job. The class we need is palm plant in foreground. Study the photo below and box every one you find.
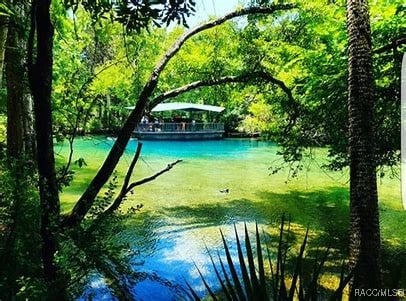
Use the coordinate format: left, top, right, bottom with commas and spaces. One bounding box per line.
188, 217, 353, 301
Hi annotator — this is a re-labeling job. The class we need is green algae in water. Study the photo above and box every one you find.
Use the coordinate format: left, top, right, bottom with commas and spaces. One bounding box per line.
57, 137, 404, 299
57, 137, 403, 238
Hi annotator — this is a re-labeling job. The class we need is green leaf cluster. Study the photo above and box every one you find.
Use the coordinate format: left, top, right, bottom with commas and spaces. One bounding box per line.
0, 159, 44, 300
235, 0, 404, 172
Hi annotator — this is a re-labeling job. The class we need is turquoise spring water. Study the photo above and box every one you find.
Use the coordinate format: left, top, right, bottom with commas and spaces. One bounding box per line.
64, 137, 276, 159
57, 137, 400, 300
67, 138, 278, 300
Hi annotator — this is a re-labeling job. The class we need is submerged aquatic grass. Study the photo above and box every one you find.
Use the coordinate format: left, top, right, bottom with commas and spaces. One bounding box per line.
57, 137, 404, 246
57, 137, 406, 298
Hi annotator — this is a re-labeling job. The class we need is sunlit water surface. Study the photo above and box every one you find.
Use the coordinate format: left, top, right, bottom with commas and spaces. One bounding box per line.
56, 137, 401, 300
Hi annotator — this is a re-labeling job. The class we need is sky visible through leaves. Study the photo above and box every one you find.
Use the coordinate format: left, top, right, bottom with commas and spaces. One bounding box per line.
185, 0, 240, 27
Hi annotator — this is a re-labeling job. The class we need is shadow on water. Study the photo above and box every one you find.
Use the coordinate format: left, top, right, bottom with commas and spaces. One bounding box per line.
97, 186, 351, 300
80, 186, 406, 300
163, 186, 350, 249
59, 138, 405, 299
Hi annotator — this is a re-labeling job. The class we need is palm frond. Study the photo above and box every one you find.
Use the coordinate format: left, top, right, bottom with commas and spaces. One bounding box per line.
189, 217, 353, 301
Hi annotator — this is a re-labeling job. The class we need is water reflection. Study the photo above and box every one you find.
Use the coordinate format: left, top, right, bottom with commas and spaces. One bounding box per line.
68, 137, 355, 300
80, 215, 260, 300
130, 220, 257, 300
74, 138, 278, 300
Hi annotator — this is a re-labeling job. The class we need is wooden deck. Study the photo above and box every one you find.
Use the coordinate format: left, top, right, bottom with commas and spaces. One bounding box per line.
134, 122, 225, 140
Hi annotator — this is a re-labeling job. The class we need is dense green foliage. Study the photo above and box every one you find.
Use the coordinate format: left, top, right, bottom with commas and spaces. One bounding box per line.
0, 157, 142, 298
48, 1, 405, 173
236, 1, 404, 172
0, 0, 405, 299
1, 0, 198, 298
0, 158, 44, 299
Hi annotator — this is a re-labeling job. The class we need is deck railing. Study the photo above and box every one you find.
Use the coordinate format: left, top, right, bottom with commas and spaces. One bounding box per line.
136, 122, 224, 133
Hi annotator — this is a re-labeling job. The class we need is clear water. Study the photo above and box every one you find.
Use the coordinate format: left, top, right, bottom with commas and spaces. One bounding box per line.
130, 139, 274, 158
77, 137, 276, 159
64, 138, 279, 300
57, 137, 400, 300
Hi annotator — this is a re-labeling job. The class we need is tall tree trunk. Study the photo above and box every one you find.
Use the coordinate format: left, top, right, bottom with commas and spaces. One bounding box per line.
5, 19, 24, 158
27, 0, 62, 295
0, 16, 8, 87
346, 0, 381, 295
1, 5, 36, 298
5, 2, 36, 160
22, 94, 36, 159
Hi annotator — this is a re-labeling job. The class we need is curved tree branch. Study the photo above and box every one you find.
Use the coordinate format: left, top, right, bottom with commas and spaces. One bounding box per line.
99, 71, 294, 215
373, 36, 406, 54
61, 4, 295, 228
87, 147, 181, 233
150, 70, 298, 134
151, 5, 295, 78
149, 70, 295, 109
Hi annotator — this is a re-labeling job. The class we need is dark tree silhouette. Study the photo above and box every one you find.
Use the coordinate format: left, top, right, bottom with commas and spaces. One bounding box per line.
346, 0, 381, 295
27, 0, 62, 296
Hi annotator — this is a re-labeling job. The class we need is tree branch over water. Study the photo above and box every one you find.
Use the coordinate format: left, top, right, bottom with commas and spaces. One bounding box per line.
104, 154, 182, 217
61, 4, 296, 228
149, 70, 295, 109
124, 159, 183, 194
103, 142, 143, 215
92, 142, 181, 221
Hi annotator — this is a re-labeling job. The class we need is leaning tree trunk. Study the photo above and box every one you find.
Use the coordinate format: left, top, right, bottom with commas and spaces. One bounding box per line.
62, 4, 295, 228
346, 0, 381, 295
27, 0, 62, 296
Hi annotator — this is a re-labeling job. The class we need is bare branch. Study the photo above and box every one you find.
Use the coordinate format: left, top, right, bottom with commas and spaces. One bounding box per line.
150, 70, 295, 109
103, 154, 181, 217
103, 142, 143, 215
61, 4, 295, 228
125, 159, 183, 194
95, 147, 180, 222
